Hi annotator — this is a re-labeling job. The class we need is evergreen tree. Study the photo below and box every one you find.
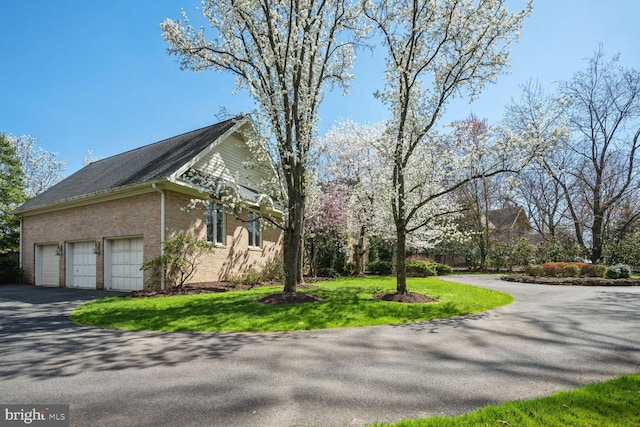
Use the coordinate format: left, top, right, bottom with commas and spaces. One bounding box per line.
0, 134, 26, 253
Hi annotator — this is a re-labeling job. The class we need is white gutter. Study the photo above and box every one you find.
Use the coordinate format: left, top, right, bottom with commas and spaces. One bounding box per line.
152, 183, 166, 290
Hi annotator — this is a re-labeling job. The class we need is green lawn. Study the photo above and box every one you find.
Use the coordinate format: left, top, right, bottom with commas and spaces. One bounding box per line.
70, 276, 512, 332
370, 373, 640, 427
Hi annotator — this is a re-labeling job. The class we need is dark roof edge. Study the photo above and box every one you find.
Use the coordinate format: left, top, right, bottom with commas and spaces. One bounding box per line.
12, 179, 169, 216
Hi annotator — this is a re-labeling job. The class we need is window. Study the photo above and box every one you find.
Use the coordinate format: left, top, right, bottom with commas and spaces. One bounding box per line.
247, 211, 262, 248
206, 202, 225, 245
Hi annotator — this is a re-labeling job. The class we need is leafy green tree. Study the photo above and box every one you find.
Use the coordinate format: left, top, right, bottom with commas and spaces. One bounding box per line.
604, 232, 640, 267
0, 134, 26, 253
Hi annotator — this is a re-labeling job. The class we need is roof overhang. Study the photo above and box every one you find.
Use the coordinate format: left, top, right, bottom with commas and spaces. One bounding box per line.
13, 179, 173, 218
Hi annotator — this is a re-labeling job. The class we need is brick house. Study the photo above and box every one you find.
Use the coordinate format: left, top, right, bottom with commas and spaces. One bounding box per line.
13, 116, 283, 291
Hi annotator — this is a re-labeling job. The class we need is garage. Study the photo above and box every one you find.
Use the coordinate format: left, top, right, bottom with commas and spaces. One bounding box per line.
105, 238, 144, 291
66, 241, 97, 289
35, 244, 60, 287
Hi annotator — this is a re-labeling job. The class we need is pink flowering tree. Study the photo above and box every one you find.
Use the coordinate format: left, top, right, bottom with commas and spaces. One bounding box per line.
305, 178, 350, 276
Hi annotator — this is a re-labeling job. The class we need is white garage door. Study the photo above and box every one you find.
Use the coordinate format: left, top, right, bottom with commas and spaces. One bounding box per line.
107, 238, 144, 291
68, 241, 97, 289
37, 244, 59, 287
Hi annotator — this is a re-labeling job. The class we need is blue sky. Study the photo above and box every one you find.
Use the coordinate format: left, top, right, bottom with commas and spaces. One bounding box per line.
1, 1, 639, 175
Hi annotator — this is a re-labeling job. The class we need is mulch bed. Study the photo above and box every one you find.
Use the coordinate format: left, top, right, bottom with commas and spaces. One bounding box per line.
373, 291, 438, 303
126, 281, 321, 298
502, 275, 640, 286
126, 279, 440, 305
257, 292, 324, 305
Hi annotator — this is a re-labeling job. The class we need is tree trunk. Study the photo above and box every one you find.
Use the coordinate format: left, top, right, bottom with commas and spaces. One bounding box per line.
355, 225, 366, 274
283, 191, 305, 294
591, 214, 605, 263
395, 226, 408, 294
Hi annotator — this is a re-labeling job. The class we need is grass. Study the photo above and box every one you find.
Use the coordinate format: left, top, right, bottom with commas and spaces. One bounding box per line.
369, 373, 640, 427
70, 276, 512, 332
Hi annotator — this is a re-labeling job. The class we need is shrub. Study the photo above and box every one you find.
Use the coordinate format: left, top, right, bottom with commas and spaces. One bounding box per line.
244, 268, 263, 287
229, 267, 264, 288
581, 263, 607, 278
367, 260, 393, 276
0, 257, 21, 284
261, 259, 285, 282
429, 262, 452, 275
318, 267, 338, 278
343, 261, 357, 276
606, 264, 632, 279
541, 262, 565, 277
527, 265, 544, 277
562, 264, 581, 277
406, 261, 436, 277
141, 233, 215, 288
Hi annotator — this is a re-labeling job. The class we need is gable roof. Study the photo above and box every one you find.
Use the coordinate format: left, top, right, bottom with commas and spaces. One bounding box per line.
14, 117, 246, 215
486, 206, 527, 230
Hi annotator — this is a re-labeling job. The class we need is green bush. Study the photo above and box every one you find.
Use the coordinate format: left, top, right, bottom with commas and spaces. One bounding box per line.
562, 264, 581, 277
581, 263, 607, 278
318, 267, 338, 278
261, 259, 285, 282
429, 262, 453, 275
343, 261, 357, 276
527, 265, 544, 277
606, 264, 632, 279
0, 257, 21, 284
367, 260, 393, 276
141, 233, 215, 289
406, 261, 436, 277
229, 267, 263, 288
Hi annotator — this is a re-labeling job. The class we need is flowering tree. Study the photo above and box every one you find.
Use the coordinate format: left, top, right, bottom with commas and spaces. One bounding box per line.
363, 0, 534, 294
321, 120, 390, 273
304, 177, 350, 276
161, 0, 363, 293
454, 115, 515, 270
8, 134, 65, 198
322, 119, 463, 274
504, 80, 571, 241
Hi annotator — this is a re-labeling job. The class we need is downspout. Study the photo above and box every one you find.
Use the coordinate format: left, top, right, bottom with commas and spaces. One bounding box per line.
152, 183, 166, 290
19, 218, 23, 270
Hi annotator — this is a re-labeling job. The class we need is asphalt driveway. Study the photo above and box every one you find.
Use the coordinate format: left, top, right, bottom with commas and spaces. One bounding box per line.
1, 277, 639, 426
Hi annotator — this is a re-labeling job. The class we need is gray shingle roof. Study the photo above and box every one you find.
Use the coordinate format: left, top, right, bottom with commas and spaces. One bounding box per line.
487, 206, 524, 230
14, 117, 242, 214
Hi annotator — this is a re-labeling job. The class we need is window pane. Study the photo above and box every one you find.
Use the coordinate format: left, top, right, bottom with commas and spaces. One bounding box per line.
216, 204, 224, 244
254, 215, 261, 247
248, 211, 254, 246
206, 204, 214, 243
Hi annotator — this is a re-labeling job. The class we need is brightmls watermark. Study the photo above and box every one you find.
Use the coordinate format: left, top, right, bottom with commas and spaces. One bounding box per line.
0, 405, 68, 427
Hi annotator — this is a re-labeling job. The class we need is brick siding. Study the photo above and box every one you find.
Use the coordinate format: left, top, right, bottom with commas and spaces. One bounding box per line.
21, 189, 283, 289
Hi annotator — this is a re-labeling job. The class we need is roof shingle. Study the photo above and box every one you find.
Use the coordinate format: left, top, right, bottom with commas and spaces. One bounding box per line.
14, 117, 241, 214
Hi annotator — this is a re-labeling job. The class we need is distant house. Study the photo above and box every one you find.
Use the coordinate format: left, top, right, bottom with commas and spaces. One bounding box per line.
13, 116, 283, 291
486, 205, 532, 239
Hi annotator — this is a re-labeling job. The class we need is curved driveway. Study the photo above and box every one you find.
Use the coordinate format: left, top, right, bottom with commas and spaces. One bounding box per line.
1, 276, 639, 426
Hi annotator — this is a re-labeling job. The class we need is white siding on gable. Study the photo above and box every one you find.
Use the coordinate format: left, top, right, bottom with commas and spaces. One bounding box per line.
192, 134, 269, 190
